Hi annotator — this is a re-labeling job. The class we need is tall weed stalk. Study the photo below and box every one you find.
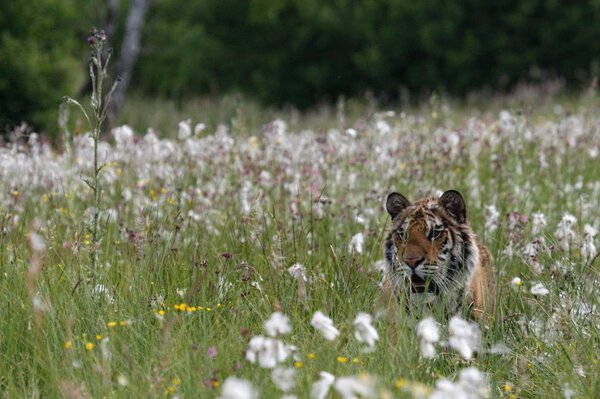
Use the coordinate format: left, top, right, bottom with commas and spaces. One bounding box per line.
64, 28, 120, 278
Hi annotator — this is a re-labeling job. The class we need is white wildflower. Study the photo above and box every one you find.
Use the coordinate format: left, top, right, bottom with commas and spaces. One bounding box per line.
32, 293, 50, 312
100, 337, 111, 361
416, 317, 440, 359
194, 123, 206, 135
429, 367, 489, 399
112, 125, 134, 147
499, 110, 515, 131
581, 224, 598, 262
502, 241, 514, 259
531, 212, 547, 236
29, 232, 46, 252
288, 263, 308, 282
555, 213, 577, 251
530, 282, 549, 296
116, 373, 129, 386
264, 312, 292, 337
311, 371, 335, 399
219, 377, 259, 399
488, 342, 510, 355
376, 119, 391, 135
523, 241, 542, 273
311, 311, 340, 341
458, 367, 489, 397
448, 316, 481, 360
246, 336, 290, 369
271, 367, 296, 392
353, 312, 379, 348
333, 375, 376, 399
429, 379, 464, 399
348, 233, 365, 254
177, 119, 192, 140
484, 205, 500, 233
510, 277, 522, 290
355, 214, 368, 226
563, 384, 576, 399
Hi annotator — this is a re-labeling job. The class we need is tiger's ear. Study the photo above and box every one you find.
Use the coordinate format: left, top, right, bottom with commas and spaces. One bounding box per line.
386, 192, 411, 220
439, 190, 467, 224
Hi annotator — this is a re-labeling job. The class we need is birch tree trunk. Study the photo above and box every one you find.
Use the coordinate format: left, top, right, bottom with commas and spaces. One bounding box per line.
109, 0, 151, 125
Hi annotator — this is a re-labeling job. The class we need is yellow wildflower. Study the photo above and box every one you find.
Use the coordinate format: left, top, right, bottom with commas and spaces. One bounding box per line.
64, 340, 73, 349
337, 356, 348, 364
107, 321, 117, 328
85, 342, 95, 350
394, 378, 407, 389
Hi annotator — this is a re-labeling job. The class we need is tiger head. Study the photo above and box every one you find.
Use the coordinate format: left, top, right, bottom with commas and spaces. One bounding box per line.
383, 190, 479, 304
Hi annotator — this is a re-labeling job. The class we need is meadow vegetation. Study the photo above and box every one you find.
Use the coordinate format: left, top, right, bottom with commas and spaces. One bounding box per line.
0, 90, 599, 398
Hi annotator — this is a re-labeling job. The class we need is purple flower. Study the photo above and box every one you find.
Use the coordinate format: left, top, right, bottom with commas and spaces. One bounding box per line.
207, 346, 217, 359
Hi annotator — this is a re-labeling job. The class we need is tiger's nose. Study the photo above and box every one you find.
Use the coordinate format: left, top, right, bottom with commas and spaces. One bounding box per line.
404, 256, 424, 269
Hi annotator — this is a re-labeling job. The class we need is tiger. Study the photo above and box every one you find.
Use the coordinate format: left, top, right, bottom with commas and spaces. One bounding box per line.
383, 190, 495, 320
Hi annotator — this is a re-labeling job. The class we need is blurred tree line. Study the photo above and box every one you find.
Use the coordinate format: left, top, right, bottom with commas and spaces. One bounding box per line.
2, 0, 600, 135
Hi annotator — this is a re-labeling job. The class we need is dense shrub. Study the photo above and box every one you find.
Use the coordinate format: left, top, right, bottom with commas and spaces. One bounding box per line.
137, 0, 600, 106
0, 0, 90, 135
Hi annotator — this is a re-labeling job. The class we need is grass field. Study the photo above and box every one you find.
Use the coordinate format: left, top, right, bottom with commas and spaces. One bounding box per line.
0, 92, 599, 398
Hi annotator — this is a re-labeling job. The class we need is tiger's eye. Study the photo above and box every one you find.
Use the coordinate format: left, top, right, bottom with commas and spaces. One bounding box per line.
429, 227, 444, 240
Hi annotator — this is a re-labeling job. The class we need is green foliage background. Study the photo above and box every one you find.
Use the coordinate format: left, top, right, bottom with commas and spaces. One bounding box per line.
0, 0, 88, 133
2, 0, 600, 134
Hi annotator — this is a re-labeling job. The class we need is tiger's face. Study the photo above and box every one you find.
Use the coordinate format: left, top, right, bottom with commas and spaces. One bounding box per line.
384, 190, 475, 303
391, 215, 453, 294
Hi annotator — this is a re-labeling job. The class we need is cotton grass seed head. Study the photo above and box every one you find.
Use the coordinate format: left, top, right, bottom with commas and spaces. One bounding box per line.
264, 312, 292, 337
416, 317, 440, 359
271, 367, 296, 392
530, 282, 550, 296
219, 377, 258, 399
353, 312, 379, 348
448, 316, 481, 360
311, 371, 335, 399
311, 311, 340, 341
246, 335, 290, 369
333, 374, 376, 399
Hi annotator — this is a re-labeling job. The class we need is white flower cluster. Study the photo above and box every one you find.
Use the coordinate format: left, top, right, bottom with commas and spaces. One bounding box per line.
581, 224, 598, 262
429, 367, 489, 399
555, 213, 577, 252
242, 310, 380, 398
246, 312, 294, 369
416, 316, 481, 360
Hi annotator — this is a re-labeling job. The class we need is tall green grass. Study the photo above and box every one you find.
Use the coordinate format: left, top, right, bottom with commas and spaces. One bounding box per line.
0, 93, 598, 398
